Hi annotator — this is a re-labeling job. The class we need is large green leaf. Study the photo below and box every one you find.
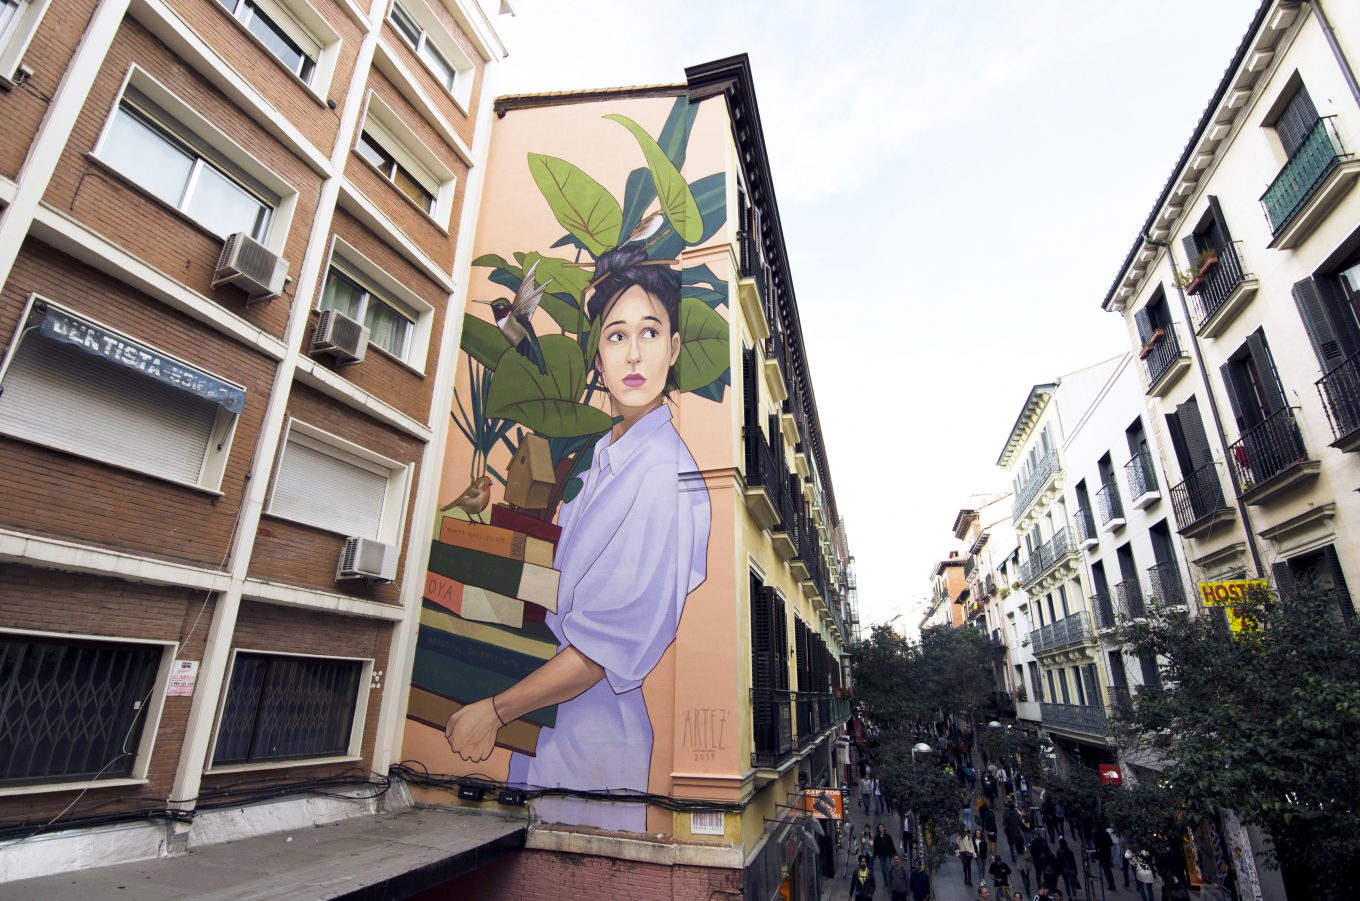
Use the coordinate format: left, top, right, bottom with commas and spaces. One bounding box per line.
527, 154, 621, 258
673, 296, 729, 392
472, 253, 520, 276
650, 172, 727, 260
512, 252, 591, 334
461, 314, 509, 369
485, 335, 610, 437
605, 114, 702, 244
618, 97, 698, 239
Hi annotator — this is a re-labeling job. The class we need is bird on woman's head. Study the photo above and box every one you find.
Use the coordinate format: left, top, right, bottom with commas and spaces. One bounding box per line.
442, 475, 491, 522
478, 260, 551, 374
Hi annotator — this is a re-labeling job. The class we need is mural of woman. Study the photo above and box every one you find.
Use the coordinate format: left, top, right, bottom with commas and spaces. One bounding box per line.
443, 244, 711, 831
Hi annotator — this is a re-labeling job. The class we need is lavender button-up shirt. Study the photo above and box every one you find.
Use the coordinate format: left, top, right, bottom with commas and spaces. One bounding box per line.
510, 405, 709, 831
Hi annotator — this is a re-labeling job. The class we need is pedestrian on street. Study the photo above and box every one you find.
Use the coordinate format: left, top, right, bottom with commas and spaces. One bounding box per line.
874, 823, 898, 886
1056, 838, 1081, 898
862, 776, 875, 814
850, 854, 876, 901
1018, 773, 1030, 805
910, 860, 931, 901
1129, 849, 1155, 901
902, 809, 916, 863
957, 829, 978, 886
980, 803, 998, 855
1094, 826, 1117, 890
1164, 874, 1192, 901
974, 827, 990, 872
875, 776, 886, 814
888, 854, 910, 901
977, 885, 993, 901
1041, 794, 1057, 842
989, 856, 1013, 895
1053, 801, 1065, 837
1016, 846, 1032, 897
1110, 829, 1130, 888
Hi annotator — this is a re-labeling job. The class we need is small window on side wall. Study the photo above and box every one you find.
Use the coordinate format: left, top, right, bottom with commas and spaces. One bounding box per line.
320, 267, 414, 361
217, 0, 319, 83
388, 1, 468, 97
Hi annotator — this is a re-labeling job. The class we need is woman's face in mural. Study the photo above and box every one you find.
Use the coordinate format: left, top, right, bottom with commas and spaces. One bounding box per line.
597, 284, 680, 417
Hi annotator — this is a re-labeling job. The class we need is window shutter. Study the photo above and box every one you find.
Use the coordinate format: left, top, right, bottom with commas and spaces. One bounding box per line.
1133, 307, 1154, 344
773, 592, 789, 690
271, 437, 388, 539
1245, 331, 1287, 416
1207, 195, 1234, 245
1181, 233, 1203, 269
0, 334, 216, 484
1276, 85, 1319, 158
1292, 277, 1349, 372
1176, 397, 1215, 471
749, 576, 772, 694
1321, 545, 1354, 622
1219, 362, 1249, 432
1273, 561, 1298, 602
742, 347, 758, 427
1138, 654, 1161, 689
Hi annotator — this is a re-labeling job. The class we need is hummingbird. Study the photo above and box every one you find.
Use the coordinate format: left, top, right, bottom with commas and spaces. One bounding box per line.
479, 260, 551, 374
442, 475, 491, 522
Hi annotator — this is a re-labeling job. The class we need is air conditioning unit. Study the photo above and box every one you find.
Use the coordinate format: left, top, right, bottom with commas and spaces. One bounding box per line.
337, 537, 397, 582
212, 232, 288, 302
311, 309, 369, 364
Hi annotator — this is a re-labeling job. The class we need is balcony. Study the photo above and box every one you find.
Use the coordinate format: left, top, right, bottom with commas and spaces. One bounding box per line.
1030, 611, 1095, 655
1124, 451, 1161, 510
1140, 322, 1190, 398
1146, 561, 1187, 607
1262, 116, 1360, 250
762, 330, 787, 405
1187, 241, 1258, 339
986, 690, 1016, 717
1074, 506, 1098, 550
751, 688, 795, 769
1011, 448, 1058, 522
1115, 578, 1146, 620
742, 425, 781, 530
1092, 592, 1117, 630
1096, 481, 1125, 532
1040, 701, 1109, 738
1170, 462, 1234, 537
1317, 351, 1360, 452
1228, 408, 1320, 505
1019, 527, 1076, 587
794, 691, 834, 750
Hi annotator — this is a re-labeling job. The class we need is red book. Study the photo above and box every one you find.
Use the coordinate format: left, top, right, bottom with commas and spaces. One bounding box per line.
490, 504, 561, 545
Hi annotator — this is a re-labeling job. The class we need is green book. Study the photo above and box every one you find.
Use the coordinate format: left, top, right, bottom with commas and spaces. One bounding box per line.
412, 627, 557, 729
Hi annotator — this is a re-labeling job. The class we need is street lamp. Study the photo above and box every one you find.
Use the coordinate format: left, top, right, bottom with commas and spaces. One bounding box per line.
987, 720, 1002, 729
911, 742, 933, 756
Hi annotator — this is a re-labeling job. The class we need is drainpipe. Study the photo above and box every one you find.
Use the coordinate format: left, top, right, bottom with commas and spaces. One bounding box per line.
1307, 1, 1360, 110
1140, 234, 1266, 578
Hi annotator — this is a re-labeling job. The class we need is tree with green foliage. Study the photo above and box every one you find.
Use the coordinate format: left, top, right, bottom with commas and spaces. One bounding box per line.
976, 725, 1042, 784
1102, 779, 1184, 864
1112, 582, 1360, 898
852, 624, 996, 730
875, 733, 966, 872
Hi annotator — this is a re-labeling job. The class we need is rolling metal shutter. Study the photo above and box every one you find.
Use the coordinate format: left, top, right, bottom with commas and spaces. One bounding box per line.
269, 435, 388, 540
0, 333, 216, 484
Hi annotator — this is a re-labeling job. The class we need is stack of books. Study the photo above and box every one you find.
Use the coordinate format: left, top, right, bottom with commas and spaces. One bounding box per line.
409, 505, 562, 756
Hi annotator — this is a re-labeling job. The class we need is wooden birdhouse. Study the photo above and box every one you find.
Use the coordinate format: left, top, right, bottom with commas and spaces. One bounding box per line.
504, 434, 555, 510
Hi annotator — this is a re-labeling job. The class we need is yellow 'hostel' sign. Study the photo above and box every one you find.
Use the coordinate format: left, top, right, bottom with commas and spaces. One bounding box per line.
1198, 579, 1267, 633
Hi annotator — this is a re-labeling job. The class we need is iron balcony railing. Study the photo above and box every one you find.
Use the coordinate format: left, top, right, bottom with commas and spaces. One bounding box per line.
744, 421, 780, 499
1170, 462, 1229, 531
1125, 451, 1159, 502
1096, 480, 1124, 526
1317, 350, 1360, 444
1146, 561, 1187, 607
1141, 321, 1186, 388
1261, 116, 1348, 236
964, 555, 977, 580
751, 688, 795, 768
793, 691, 835, 751
1116, 578, 1146, 619
1227, 407, 1310, 495
1187, 241, 1252, 328
987, 690, 1016, 716
1030, 610, 1094, 654
1011, 448, 1058, 521
1092, 592, 1117, 630
764, 328, 785, 383
1040, 701, 1109, 737
1075, 506, 1097, 545
1019, 527, 1074, 586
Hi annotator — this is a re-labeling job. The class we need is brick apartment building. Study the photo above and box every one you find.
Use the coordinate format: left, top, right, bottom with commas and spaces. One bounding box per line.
0, 0, 509, 880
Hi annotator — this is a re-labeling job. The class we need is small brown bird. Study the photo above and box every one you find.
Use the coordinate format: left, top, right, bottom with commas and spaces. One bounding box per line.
442, 475, 491, 522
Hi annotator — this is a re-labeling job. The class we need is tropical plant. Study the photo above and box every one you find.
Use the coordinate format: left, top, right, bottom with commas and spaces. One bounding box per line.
460, 97, 731, 515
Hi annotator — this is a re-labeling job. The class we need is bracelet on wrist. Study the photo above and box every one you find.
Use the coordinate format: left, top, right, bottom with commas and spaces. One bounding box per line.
491, 695, 508, 726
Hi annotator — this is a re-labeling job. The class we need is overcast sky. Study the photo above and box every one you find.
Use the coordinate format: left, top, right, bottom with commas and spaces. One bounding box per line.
492, 1, 1259, 636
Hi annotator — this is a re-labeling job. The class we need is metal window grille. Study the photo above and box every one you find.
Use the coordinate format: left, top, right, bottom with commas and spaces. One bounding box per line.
213, 654, 362, 765
0, 635, 161, 786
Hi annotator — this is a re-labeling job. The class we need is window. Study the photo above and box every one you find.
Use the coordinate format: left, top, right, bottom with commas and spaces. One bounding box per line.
267, 421, 411, 542
1275, 545, 1354, 622
1045, 670, 1057, 704
0, 0, 23, 44
0, 633, 167, 788
0, 0, 47, 88
1293, 263, 1360, 374
389, 1, 464, 94
1221, 329, 1287, 431
0, 300, 242, 490
357, 129, 435, 214
218, 0, 318, 83
320, 267, 414, 360
1274, 84, 1319, 159
97, 89, 273, 240
212, 652, 364, 765
1028, 662, 1043, 701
